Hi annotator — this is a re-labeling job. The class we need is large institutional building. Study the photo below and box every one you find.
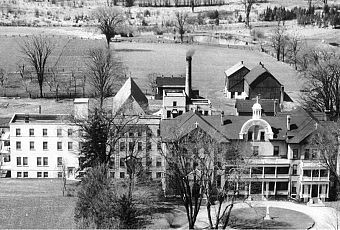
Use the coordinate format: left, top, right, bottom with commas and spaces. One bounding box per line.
0, 57, 332, 202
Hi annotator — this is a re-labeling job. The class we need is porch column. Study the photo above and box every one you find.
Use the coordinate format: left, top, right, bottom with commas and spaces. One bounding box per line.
249, 182, 251, 195
309, 184, 312, 198
262, 166, 264, 178
266, 182, 269, 198
275, 166, 277, 178
318, 184, 320, 198
261, 181, 264, 196
274, 181, 277, 196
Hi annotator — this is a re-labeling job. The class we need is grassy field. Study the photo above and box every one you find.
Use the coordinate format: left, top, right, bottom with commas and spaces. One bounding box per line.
0, 179, 77, 229
229, 207, 314, 229
0, 27, 302, 114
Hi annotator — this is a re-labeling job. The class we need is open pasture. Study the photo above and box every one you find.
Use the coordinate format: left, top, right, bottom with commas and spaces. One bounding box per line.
0, 27, 301, 108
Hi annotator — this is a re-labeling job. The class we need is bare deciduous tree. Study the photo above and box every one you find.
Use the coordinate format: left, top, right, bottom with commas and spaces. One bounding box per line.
147, 72, 161, 96
18, 35, 55, 98
17, 63, 34, 97
86, 47, 125, 108
240, 0, 258, 28
93, 7, 125, 48
271, 24, 288, 61
299, 49, 340, 120
0, 68, 7, 96
287, 32, 302, 70
175, 11, 188, 43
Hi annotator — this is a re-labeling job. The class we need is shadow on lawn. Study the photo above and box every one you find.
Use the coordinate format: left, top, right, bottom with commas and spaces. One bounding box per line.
115, 48, 153, 52
229, 216, 292, 229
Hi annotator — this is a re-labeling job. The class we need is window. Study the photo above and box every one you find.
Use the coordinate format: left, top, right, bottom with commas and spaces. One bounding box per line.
156, 157, 162, 167
16, 141, 21, 150
260, 132, 265, 141
138, 142, 143, 151
248, 131, 253, 141
147, 142, 152, 151
312, 169, 319, 177
303, 170, 312, 177
157, 141, 162, 150
43, 129, 47, 136
57, 142, 62, 150
4, 155, 10, 162
293, 149, 298, 159
179, 111, 183, 115
167, 111, 171, 118
17, 172, 22, 178
277, 167, 289, 174
137, 131, 142, 137
129, 132, 134, 137
120, 172, 125, 178
312, 149, 318, 159
129, 142, 134, 151
120, 158, 125, 167
173, 101, 177, 107
120, 142, 125, 151
320, 170, 328, 177
68, 142, 73, 150
110, 172, 115, 178
16, 128, 21, 136
17, 157, 22, 166
57, 157, 62, 166
157, 129, 160, 137
30, 141, 34, 150
29, 129, 34, 136
68, 129, 73, 137
57, 172, 62, 178
23, 157, 28, 166
304, 149, 310, 160
37, 157, 42, 166
43, 157, 48, 166
23, 172, 28, 178
43, 142, 48, 150
37, 172, 42, 178
156, 172, 162, 178
44, 172, 48, 178
57, 129, 62, 137
273, 146, 279, 156
253, 146, 259, 156
293, 165, 297, 175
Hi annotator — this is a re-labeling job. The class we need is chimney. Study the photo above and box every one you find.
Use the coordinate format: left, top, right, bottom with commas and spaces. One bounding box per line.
74, 98, 89, 120
287, 115, 291, 131
185, 55, 192, 99
220, 111, 224, 126
241, 60, 243, 64
280, 86, 284, 104
24, 114, 29, 123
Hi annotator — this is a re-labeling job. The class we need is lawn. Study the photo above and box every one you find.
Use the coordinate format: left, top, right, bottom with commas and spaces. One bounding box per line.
0, 179, 78, 229
229, 206, 314, 229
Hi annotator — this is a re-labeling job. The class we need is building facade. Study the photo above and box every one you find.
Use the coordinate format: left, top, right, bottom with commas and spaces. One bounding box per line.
161, 100, 330, 202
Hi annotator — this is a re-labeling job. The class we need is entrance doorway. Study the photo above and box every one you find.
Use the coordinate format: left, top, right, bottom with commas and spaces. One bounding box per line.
311, 184, 318, 197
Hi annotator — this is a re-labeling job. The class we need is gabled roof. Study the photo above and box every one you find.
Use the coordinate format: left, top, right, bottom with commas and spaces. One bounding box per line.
161, 111, 229, 143
156, 77, 185, 87
225, 61, 249, 77
244, 64, 282, 86
112, 77, 148, 115
235, 99, 279, 114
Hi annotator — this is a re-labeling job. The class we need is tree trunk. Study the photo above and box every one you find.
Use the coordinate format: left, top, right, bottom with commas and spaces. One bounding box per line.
39, 82, 43, 98
105, 34, 111, 48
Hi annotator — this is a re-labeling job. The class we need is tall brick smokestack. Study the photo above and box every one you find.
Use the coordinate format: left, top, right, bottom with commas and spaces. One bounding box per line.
185, 49, 195, 99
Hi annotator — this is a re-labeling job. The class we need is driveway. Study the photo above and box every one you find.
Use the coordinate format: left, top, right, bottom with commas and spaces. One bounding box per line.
179, 200, 339, 229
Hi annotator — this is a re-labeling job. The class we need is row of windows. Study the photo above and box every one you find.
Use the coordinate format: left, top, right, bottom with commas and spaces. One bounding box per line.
15, 141, 74, 151
109, 171, 163, 179
112, 157, 162, 168
17, 171, 49, 178
17, 157, 63, 167
118, 141, 161, 152
16, 128, 74, 137
293, 148, 318, 160
15, 128, 161, 138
